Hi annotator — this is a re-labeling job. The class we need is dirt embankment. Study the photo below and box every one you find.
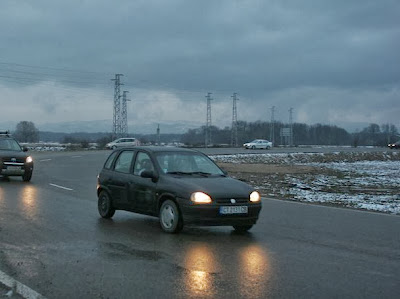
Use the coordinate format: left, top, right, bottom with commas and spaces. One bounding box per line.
218, 163, 320, 175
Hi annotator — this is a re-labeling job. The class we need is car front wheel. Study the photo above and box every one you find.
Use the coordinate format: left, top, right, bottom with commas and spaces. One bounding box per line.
98, 191, 115, 218
22, 170, 32, 182
159, 200, 183, 233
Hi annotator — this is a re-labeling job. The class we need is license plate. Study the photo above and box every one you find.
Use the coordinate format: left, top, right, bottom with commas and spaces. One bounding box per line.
219, 206, 248, 215
7, 166, 21, 171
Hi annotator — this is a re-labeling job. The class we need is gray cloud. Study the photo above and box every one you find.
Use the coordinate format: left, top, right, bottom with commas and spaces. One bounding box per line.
0, 0, 399, 132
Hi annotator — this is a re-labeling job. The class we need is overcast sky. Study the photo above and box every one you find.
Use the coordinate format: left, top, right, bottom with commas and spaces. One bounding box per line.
0, 0, 399, 133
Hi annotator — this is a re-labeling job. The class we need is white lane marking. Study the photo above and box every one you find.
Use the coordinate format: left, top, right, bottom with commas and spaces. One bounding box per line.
71, 156, 82, 158
0, 269, 46, 299
49, 183, 74, 191
39, 159, 52, 162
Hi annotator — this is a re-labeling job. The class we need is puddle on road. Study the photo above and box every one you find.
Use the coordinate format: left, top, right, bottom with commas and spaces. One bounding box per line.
98, 242, 165, 261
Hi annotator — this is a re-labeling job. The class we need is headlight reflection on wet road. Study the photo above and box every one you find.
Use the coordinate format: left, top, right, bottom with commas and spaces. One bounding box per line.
184, 244, 218, 298
239, 244, 271, 298
20, 185, 39, 220
183, 241, 271, 298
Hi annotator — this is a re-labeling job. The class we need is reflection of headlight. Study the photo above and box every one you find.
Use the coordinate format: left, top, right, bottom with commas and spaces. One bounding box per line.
191, 192, 212, 204
26, 156, 33, 163
250, 191, 261, 202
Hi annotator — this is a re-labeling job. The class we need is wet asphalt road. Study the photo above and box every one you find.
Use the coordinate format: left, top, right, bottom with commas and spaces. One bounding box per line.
0, 148, 399, 298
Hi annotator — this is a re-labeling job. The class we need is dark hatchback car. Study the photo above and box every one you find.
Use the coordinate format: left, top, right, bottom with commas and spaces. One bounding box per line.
97, 146, 262, 233
0, 131, 33, 182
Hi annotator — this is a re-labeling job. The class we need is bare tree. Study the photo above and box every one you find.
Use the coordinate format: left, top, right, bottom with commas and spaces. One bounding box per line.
14, 121, 39, 142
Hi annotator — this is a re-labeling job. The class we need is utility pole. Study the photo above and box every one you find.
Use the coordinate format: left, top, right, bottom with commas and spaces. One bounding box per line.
111, 74, 123, 139
121, 91, 130, 137
289, 107, 294, 147
157, 124, 160, 146
231, 93, 239, 147
270, 106, 275, 146
205, 92, 213, 147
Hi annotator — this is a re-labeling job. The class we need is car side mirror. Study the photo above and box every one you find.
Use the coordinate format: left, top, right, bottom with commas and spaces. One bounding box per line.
141, 170, 159, 182
23, 147, 29, 152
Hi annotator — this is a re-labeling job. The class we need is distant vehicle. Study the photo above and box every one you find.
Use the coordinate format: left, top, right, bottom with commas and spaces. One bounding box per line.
388, 141, 400, 149
243, 139, 272, 149
105, 138, 139, 149
0, 131, 33, 182
97, 146, 262, 233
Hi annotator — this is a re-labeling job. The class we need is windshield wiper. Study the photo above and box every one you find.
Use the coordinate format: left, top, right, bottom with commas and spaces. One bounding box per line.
189, 171, 212, 177
166, 171, 213, 177
166, 171, 193, 175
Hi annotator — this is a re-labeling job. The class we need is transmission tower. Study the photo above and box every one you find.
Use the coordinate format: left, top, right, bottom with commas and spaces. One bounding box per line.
231, 93, 239, 147
205, 92, 213, 147
289, 107, 294, 147
157, 124, 160, 146
111, 74, 123, 138
121, 91, 130, 136
270, 106, 275, 146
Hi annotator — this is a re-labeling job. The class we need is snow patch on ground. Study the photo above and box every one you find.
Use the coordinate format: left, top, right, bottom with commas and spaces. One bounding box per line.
211, 152, 400, 215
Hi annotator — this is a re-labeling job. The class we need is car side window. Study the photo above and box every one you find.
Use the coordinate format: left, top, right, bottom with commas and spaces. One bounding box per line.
104, 151, 118, 169
114, 151, 134, 173
133, 152, 154, 175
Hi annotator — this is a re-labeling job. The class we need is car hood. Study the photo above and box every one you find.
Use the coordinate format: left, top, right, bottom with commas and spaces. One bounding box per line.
0, 150, 27, 160
162, 175, 254, 199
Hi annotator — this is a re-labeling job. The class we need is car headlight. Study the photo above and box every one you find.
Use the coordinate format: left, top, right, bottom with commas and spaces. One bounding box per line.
190, 192, 212, 204
249, 191, 261, 202
26, 156, 33, 163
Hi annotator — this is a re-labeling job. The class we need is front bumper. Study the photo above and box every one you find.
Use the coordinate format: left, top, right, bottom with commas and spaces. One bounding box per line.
0, 163, 33, 176
177, 198, 262, 226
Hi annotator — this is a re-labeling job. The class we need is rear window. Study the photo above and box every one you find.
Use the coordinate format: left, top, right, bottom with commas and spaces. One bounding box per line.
104, 151, 118, 169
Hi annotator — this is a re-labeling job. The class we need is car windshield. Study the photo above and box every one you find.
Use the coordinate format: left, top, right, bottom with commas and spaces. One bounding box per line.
0, 139, 22, 151
155, 152, 225, 176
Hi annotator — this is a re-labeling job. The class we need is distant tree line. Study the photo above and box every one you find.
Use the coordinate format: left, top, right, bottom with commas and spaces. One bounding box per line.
11, 121, 399, 148
181, 121, 399, 147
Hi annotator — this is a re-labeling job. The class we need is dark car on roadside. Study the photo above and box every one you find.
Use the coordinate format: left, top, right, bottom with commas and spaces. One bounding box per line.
0, 131, 33, 182
388, 141, 400, 149
96, 146, 262, 233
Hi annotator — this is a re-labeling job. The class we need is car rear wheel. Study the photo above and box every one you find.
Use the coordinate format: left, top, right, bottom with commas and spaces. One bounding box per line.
233, 225, 253, 233
22, 170, 32, 182
159, 200, 183, 233
98, 191, 115, 218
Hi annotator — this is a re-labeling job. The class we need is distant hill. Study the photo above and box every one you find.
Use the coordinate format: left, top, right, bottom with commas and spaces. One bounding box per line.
38, 120, 202, 134
1, 119, 203, 135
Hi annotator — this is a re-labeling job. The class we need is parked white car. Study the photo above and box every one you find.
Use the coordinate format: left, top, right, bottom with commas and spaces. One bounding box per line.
243, 139, 272, 149
106, 138, 139, 149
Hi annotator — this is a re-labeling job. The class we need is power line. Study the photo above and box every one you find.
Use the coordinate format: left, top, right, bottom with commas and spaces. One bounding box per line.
0, 61, 110, 75
0, 74, 108, 86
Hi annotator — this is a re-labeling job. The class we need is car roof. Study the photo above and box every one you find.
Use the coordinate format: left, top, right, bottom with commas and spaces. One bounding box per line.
0, 131, 12, 138
115, 137, 135, 140
117, 146, 199, 154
